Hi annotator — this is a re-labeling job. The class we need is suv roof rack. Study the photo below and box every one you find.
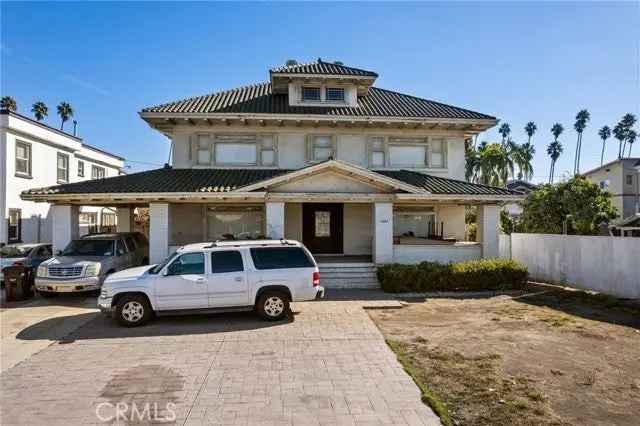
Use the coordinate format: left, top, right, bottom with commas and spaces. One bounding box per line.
202, 239, 297, 249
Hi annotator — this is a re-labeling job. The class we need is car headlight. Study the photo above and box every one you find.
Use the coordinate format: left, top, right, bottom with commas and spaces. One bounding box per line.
37, 265, 48, 277
84, 263, 101, 277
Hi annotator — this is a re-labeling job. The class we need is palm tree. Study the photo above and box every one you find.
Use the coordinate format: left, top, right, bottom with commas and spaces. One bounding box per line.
547, 141, 563, 183
598, 125, 611, 165
547, 123, 564, 183
573, 109, 590, 175
613, 122, 627, 159
498, 123, 511, 146
56, 102, 73, 130
627, 130, 637, 157
31, 101, 48, 121
524, 121, 537, 145
512, 142, 535, 180
0, 96, 17, 111
620, 113, 637, 156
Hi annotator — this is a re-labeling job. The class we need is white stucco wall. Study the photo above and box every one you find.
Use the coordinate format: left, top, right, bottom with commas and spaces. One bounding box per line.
393, 243, 481, 264
477, 204, 500, 258
51, 205, 79, 254
344, 203, 373, 255
149, 203, 169, 263
1, 112, 123, 244
265, 202, 285, 239
509, 233, 640, 299
373, 202, 393, 264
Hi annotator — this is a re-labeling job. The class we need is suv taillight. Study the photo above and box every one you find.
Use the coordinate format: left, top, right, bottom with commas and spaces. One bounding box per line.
312, 271, 320, 287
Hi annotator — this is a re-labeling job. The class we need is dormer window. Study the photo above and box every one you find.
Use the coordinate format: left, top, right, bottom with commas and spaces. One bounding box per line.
326, 88, 345, 102
301, 87, 321, 102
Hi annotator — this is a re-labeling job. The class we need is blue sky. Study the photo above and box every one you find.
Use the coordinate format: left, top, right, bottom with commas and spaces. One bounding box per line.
2, 1, 638, 181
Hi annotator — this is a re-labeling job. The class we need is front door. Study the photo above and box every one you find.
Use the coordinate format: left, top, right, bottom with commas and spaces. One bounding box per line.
302, 203, 343, 254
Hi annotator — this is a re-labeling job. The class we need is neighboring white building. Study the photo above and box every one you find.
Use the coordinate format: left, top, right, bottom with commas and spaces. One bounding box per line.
22, 59, 522, 285
1, 109, 124, 245
582, 158, 640, 222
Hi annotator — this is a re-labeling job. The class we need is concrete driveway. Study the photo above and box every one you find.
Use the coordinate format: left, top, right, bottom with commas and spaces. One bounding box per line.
0, 291, 440, 425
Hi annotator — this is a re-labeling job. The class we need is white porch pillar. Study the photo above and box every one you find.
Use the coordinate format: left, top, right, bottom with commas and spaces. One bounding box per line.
116, 207, 134, 232
149, 203, 169, 264
477, 204, 500, 258
265, 202, 285, 239
51, 205, 79, 254
373, 202, 393, 264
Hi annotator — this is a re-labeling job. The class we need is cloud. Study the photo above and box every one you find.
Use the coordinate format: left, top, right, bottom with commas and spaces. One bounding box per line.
63, 73, 110, 96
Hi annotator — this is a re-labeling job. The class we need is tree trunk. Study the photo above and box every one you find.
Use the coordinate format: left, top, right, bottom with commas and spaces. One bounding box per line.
574, 134, 580, 175
576, 133, 582, 174
600, 140, 606, 166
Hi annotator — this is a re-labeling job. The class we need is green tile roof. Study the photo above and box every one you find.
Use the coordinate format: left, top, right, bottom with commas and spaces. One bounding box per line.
269, 59, 378, 77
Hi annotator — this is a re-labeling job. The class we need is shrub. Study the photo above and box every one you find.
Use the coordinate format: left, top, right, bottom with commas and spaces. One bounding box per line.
377, 258, 528, 293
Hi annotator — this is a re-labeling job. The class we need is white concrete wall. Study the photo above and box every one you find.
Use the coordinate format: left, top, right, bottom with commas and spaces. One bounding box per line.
373, 202, 393, 264
508, 233, 640, 299
149, 203, 169, 264
265, 202, 285, 239
477, 205, 500, 258
393, 243, 481, 264
51, 205, 79, 254
344, 203, 373, 255
1, 112, 123, 244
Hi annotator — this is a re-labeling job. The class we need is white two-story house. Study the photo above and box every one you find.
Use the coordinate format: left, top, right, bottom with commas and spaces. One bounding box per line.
21, 59, 521, 285
1, 109, 124, 245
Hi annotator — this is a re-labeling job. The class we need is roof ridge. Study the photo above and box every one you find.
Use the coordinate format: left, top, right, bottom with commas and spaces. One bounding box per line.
370, 87, 495, 120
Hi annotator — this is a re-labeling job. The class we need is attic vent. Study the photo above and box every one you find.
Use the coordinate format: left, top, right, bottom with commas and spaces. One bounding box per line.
333, 61, 343, 65
285, 59, 298, 66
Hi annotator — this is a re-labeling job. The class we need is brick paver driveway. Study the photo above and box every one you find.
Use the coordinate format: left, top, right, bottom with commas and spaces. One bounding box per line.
0, 292, 440, 425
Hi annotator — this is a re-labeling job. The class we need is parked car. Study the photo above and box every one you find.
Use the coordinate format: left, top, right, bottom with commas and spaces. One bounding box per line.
98, 239, 324, 326
35, 232, 149, 296
1, 243, 53, 284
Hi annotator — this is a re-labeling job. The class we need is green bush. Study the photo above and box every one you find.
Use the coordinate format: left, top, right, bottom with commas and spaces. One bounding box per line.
377, 258, 528, 293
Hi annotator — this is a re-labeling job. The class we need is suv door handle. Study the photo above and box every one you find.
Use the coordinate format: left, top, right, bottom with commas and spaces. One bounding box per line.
234, 276, 243, 282
195, 277, 206, 284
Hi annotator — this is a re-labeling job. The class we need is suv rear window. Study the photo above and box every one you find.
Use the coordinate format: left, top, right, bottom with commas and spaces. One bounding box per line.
250, 247, 314, 270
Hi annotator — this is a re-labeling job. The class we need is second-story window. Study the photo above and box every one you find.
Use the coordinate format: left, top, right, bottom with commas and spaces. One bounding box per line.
260, 135, 276, 166
369, 137, 386, 167
196, 134, 212, 165
78, 160, 85, 177
15, 140, 32, 177
92, 165, 106, 179
430, 138, 446, 168
57, 153, 69, 183
308, 135, 335, 162
302, 87, 321, 102
326, 87, 345, 102
388, 138, 427, 168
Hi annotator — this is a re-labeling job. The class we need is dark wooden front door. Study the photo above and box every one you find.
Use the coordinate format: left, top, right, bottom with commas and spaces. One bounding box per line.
302, 203, 343, 254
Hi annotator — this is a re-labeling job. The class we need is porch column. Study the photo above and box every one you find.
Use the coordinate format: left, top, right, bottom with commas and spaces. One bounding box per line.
149, 203, 169, 264
373, 202, 393, 264
116, 207, 134, 233
477, 204, 500, 258
51, 205, 79, 254
265, 202, 285, 239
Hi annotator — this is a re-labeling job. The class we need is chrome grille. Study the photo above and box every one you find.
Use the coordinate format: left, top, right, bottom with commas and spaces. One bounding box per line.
47, 266, 84, 278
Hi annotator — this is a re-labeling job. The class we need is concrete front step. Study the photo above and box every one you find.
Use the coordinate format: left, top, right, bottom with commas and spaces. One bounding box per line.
318, 264, 379, 289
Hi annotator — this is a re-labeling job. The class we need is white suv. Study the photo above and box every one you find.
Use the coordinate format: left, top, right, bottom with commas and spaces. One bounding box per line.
98, 240, 324, 326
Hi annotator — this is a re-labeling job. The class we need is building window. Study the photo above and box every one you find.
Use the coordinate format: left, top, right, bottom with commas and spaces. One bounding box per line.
92, 165, 106, 179
101, 211, 117, 233
15, 141, 32, 177
626, 174, 634, 185
57, 153, 69, 183
215, 143, 257, 165
195, 134, 212, 165
80, 212, 98, 234
260, 135, 276, 166
394, 207, 438, 240
77, 160, 85, 177
301, 87, 321, 102
430, 138, 446, 168
314, 211, 331, 237
369, 136, 385, 167
326, 87, 345, 102
388, 139, 427, 168
206, 206, 264, 240
8, 209, 22, 243
308, 135, 335, 162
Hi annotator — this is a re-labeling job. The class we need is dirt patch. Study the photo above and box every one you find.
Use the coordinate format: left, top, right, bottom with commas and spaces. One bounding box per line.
369, 288, 640, 426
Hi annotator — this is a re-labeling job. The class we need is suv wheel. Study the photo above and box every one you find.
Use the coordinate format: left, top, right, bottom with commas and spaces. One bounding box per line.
115, 295, 151, 327
256, 291, 290, 321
